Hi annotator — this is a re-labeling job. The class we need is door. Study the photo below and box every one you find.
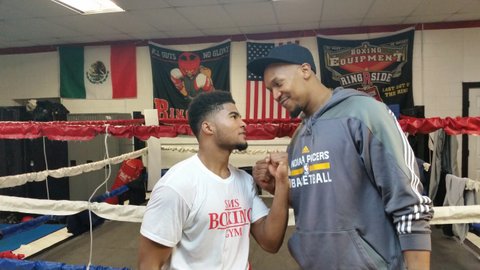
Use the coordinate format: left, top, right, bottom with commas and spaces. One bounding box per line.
468, 89, 480, 179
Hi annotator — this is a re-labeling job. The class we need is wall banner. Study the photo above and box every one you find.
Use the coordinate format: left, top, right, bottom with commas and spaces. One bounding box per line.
317, 28, 414, 112
149, 40, 230, 119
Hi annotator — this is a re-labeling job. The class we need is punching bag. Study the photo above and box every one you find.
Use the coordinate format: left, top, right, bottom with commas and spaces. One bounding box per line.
105, 159, 144, 204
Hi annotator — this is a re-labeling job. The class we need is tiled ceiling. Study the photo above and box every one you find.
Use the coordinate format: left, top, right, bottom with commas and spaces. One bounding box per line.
1, 0, 480, 49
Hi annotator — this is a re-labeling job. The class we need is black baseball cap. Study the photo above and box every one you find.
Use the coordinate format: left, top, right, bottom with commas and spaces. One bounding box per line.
247, 44, 317, 77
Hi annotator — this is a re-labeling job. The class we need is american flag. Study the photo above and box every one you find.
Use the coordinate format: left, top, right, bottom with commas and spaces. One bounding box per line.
246, 41, 299, 120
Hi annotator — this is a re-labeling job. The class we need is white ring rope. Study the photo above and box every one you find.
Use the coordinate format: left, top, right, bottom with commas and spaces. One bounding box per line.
87, 129, 112, 269
0, 195, 479, 225
0, 195, 144, 222
0, 146, 281, 189
0, 148, 147, 189
1, 142, 478, 227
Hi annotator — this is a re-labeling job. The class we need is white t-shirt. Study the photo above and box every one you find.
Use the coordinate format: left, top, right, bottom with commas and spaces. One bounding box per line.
141, 154, 269, 270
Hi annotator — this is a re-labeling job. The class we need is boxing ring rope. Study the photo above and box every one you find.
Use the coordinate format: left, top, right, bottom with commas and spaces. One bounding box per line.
0, 147, 279, 189
1, 194, 480, 226
1, 117, 480, 269
0, 117, 479, 224
0, 215, 54, 240
0, 196, 143, 223
0, 122, 147, 269
0, 187, 132, 240
0, 148, 147, 189
1, 116, 479, 141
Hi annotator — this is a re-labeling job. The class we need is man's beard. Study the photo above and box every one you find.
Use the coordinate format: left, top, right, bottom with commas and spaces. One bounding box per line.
235, 142, 248, 151
289, 106, 303, 118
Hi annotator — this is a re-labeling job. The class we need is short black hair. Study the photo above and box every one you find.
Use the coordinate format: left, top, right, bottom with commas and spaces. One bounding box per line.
188, 90, 235, 138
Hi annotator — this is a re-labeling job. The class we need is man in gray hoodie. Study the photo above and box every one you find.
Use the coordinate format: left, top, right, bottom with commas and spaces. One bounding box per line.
248, 44, 433, 270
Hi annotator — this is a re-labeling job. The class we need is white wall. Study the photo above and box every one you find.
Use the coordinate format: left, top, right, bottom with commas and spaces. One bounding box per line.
1, 27, 479, 168
2, 28, 480, 117
0, 51, 60, 105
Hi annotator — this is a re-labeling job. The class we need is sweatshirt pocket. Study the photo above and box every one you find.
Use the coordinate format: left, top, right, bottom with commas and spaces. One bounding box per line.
288, 229, 386, 270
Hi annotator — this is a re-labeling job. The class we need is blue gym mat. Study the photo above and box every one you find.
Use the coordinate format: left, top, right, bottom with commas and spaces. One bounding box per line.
0, 223, 65, 252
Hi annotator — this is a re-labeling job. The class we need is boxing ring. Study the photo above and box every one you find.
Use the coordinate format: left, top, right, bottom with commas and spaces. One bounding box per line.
1, 117, 480, 269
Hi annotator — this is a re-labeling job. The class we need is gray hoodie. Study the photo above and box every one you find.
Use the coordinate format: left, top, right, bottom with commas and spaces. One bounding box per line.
287, 88, 433, 270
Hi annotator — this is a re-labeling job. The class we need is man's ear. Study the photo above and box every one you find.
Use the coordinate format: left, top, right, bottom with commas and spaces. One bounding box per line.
201, 121, 215, 135
300, 63, 314, 78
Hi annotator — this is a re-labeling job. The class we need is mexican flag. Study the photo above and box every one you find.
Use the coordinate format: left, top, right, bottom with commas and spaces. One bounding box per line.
59, 45, 137, 99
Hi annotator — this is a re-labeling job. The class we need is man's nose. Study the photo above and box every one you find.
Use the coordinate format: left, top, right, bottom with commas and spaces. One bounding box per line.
240, 119, 246, 127
272, 88, 281, 100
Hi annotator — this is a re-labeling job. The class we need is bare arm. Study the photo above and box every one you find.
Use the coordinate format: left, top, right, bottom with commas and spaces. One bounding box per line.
250, 156, 290, 253
403, 250, 430, 270
138, 235, 173, 270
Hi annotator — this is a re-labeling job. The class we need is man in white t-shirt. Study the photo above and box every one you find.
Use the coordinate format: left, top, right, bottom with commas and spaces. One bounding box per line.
138, 90, 290, 270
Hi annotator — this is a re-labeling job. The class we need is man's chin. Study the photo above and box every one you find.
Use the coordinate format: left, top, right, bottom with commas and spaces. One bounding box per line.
289, 107, 302, 118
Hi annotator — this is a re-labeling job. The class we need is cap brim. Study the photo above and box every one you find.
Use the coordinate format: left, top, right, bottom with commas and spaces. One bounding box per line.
247, 58, 273, 77
247, 57, 292, 77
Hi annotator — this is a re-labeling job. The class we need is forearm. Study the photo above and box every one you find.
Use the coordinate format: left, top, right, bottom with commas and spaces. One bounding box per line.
257, 183, 289, 252
403, 250, 430, 270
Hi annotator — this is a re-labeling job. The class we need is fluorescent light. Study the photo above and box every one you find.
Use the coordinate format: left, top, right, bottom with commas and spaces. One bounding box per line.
52, 0, 125, 15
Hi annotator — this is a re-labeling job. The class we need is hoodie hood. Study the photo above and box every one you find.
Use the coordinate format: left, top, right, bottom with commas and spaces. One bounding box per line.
303, 87, 369, 134
314, 87, 369, 119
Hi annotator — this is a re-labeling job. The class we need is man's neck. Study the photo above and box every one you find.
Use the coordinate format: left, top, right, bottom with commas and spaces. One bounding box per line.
304, 85, 333, 117
198, 146, 231, 179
